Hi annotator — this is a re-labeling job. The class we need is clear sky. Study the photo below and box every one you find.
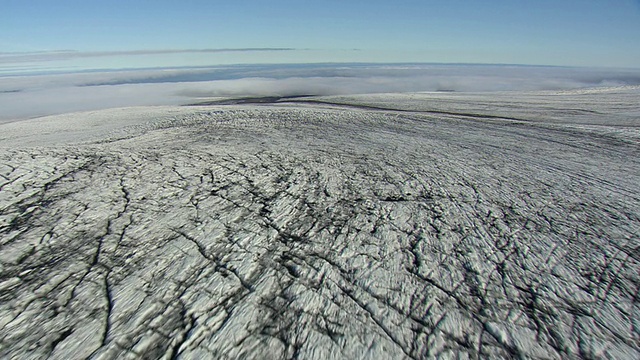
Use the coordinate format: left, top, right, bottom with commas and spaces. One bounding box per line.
2, 0, 640, 70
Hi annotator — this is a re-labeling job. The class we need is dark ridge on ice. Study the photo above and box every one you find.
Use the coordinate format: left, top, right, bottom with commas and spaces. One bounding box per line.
187, 95, 532, 122
184, 95, 315, 106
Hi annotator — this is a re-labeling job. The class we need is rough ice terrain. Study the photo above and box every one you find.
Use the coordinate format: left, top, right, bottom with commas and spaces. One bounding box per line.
0, 88, 639, 359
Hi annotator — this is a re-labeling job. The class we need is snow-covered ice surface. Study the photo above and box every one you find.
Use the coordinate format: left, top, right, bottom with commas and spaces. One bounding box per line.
0, 88, 639, 359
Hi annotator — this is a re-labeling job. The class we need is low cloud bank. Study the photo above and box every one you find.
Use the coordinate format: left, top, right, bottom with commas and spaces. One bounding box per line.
1, 64, 640, 121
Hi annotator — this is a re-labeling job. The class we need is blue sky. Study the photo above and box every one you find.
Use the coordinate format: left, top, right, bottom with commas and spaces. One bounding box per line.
2, 0, 640, 70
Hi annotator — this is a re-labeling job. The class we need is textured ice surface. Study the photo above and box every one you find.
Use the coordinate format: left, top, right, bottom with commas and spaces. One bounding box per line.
0, 89, 639, 359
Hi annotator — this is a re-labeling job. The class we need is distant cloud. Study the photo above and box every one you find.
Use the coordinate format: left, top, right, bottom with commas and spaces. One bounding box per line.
0, 48, 298, 63
1, 63, 640, 122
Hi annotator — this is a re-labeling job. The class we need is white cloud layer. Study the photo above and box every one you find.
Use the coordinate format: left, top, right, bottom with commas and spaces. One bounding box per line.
1, 64, 639, 122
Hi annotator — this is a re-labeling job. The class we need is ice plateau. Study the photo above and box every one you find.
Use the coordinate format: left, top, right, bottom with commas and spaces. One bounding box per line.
0, 88, 639, 359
